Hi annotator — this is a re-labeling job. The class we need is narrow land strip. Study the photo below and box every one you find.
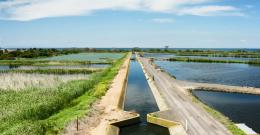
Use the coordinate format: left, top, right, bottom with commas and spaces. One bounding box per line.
139, 56, 232, 135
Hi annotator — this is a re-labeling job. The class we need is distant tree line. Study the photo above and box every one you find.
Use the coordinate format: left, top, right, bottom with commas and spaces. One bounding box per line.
0, 48, 128, 60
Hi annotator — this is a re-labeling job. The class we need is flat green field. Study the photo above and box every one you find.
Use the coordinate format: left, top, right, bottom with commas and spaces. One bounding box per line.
40, 53, 124, 62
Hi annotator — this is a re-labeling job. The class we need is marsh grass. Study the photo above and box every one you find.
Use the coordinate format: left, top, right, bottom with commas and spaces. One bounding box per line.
0, 53, 128, 135
0, 73, 89, 91
16, 65, 107, 70
0, 60, 111, 66
0, 68, 102, 74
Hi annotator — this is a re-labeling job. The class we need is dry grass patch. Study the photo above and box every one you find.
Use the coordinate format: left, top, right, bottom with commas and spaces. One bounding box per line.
0, 73, 89, 91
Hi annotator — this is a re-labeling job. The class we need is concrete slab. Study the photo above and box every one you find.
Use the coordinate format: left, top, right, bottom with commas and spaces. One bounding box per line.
235, 123, 258, 135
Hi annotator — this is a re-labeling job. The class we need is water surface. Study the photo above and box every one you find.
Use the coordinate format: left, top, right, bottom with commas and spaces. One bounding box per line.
193, 90, 260, 133
156, 61, 260, 88
120, 60, 169, 135
144, 53, 260, 61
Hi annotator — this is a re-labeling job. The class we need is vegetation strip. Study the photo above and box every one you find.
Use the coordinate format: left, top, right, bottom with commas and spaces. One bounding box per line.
0, 53, 127, 135
0, 60, 111, 66
140, 49, 260, 58
166, 57, 260, 65
0, 68, 102, 74
190, 91, 246, 135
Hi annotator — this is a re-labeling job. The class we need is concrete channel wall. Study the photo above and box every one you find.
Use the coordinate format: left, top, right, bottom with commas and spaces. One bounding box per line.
137, 54, 188, 135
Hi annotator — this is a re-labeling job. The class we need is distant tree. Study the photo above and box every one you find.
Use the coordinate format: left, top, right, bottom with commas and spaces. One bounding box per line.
132, 47, 142, 52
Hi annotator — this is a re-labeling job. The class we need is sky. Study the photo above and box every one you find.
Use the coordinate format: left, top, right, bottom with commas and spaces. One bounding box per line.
0, 0, 259, 48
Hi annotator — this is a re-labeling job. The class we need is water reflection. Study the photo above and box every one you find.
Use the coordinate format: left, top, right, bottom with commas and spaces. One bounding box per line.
120, 60, 169, 135
155, 61, 260, 88
193, 90, 260, 133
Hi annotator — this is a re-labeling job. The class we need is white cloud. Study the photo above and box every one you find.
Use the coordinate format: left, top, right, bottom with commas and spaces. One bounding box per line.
240, 39, 247, 43
152, 18, 175, 23
0, 0, 245, 21
178, 5, 244, 16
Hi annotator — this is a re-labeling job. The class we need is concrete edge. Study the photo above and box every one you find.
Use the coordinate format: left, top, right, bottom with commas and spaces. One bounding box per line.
147, 112, 188, 135
109, 112, 140, 127
116, 54, 131, 109
147, 112, 179, 127
105, 112, 140, 135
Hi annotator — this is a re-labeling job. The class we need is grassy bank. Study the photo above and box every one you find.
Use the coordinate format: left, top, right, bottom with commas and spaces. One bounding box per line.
0, 68, 102, 74
175, 51, 260, 58
141, 49, 260, 58
0, 53, 128, 135
190, 90, 246, 135
167, 57, 260, 65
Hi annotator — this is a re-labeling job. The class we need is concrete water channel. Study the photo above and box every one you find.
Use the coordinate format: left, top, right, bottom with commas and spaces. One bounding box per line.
120, 58, 170, 135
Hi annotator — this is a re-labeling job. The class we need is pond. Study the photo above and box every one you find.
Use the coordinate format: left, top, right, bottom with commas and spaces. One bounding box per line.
0, 65, 18, 71
193, 90, 260, 133
155, 61, 260, 88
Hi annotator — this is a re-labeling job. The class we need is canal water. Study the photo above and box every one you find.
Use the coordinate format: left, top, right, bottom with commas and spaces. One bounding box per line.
193, 90, 260, 133
155, 61, 260, 88
120, 60, 169, 135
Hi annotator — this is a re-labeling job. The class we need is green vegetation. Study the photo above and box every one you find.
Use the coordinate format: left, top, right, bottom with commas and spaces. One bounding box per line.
174, 49, 260, 58
0, 48, 82, 60
0, 53, 128, 135
0, 68, 102, 74
190, 90, 246, 135
0, 73, 88, 91
40, 53, 125, 62
0, 48, 128, 60
0, 60, 110, 66
167, 57, 260, 65
141, 49, 260, 58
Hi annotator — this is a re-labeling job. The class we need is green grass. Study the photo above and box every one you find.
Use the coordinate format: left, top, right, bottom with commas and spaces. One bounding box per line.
0, 53, 128, 135
175, 52, 260, 58
0, 60, 111, 66
0, 68, 102, 74
167, 57, 260, 65
40, 53, 125, 62
190, 91, 246, 135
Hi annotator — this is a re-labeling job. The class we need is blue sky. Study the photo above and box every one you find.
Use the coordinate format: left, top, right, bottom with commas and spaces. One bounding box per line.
0, 0, 259, 48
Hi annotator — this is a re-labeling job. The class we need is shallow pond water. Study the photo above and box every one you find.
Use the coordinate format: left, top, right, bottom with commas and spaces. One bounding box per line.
120, 60, 169, 135
193, 90, 260, 133
155, 61, 260, 88
0, 65, 18, 70
40, 53, 124, 62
